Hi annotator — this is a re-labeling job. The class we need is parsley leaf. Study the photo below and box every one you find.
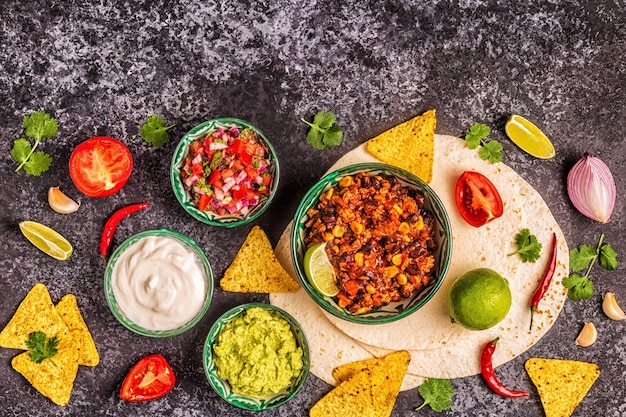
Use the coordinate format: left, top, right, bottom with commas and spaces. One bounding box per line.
508, 228, 542, 263
140, 115, 175, 147
461, 123, 502, 163
11, 111, 57, 175
562, 274, 594, 301
25, 331, 59, 364
414, 378, 454, 412
300, 111, 344, 150
566, 233, 618, 301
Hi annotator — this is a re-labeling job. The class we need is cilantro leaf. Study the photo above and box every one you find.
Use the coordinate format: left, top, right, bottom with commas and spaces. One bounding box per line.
569, 244, 597, 271
140, 115, 175, 147
599, 243, 618, 270
566, 234, 618, 301
301, 111, 344, 150
415, 378, 454, 412
464, 123, 490, 149
461, 123, 502, 164
562, 274, 594, 301
10, 138, 32, 165
479, 140, 503, 163
508, 228, 542, 263
23, 111, 58, 140
11, 111, 57, 175
25, 331, 59, 364
24, 151, 52, 176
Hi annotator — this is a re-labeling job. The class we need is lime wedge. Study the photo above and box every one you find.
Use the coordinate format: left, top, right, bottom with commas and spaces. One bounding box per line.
19, 221, 73, 260
504, 114, 556, 159
303, 242, 339, 297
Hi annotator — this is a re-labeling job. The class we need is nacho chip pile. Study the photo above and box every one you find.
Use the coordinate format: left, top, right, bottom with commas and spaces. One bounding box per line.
310, 351, 410, 417
0, 283, 99, 406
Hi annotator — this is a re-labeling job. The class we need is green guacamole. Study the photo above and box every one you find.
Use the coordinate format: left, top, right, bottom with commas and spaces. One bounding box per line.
213, 307, 304, 397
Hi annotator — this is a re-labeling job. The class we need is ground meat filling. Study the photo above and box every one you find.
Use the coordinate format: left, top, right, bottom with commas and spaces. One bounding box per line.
303, 172, 437, 314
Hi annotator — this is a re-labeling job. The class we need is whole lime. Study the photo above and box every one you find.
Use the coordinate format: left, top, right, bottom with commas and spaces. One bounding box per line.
447, 268, 512, 331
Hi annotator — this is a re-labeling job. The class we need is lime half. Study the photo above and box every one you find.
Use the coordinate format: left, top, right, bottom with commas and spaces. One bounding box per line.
19, 220, 73, 260
505, 114, 556, 159
303, 242, 339, 296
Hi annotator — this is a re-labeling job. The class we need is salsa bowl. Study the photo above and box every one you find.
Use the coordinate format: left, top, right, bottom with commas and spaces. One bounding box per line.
291, 163, 452, 325
171, 118, 279, 227
203, 303, 310, 411
104, 229, 213, 337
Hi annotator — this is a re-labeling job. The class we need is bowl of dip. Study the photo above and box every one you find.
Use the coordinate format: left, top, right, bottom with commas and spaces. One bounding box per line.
170, 118, 279, 227
291, 163, 452, 325
203, 303, 310, 411
104, 229, 213, 337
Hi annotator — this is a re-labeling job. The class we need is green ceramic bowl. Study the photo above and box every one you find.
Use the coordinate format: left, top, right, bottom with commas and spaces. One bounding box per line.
104, 229, 213, 337
291, 163, 452, 325
203, 303, 310, 411
170, 118, 279, 227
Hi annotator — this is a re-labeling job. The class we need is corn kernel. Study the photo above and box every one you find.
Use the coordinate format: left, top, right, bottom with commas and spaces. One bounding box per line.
338, 298, 349, 308
350, 221, 364, 235
323, 232, 334, 241
355, 307, 369, 315
332, 225, 345, 238
392, 253, 403, 265
323, 188, 334, 200
398, 222, 410, 235
385, 265, 399, 278
396, 273, 408, 285
338, 176, 353, 188
354, 252, 364, 267
414, 215, 424, 231
330, 245, 340, 255
392, 204, 403, 215
365, 283, 376, 294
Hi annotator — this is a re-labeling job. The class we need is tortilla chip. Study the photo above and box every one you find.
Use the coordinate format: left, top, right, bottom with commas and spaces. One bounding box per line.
220, 225, 300, 293
56, 294, 100, 367
525, 358, 600, 417
0, 283, 69, 350
366, 109, 436, 183
310, 369, 376, 417
11, 335, 79, 406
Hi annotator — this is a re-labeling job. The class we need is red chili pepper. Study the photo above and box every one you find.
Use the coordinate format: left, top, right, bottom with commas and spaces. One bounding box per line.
480, 337, 529, 398
529, 232, 558, 330
100, 201, 150, 257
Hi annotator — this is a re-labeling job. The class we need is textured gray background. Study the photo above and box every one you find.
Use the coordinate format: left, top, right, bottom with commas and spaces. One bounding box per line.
1, 1, 625, 416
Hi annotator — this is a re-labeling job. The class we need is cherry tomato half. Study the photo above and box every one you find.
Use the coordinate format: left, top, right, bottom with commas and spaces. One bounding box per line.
69, 136, 133, 197
120, 354, 175, 402
454, 171, 504, 227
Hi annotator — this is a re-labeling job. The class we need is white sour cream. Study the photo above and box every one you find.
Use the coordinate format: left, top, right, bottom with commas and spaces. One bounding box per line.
111, 235, 207, 331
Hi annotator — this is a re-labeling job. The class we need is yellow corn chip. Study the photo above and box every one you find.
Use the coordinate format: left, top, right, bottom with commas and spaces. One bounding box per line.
220, 225, 300, 293
310, 369, 376, 417
525, 358, 600, 417
0, 283, 69, 350
56, 294, 100, 367
366, 109, 436, 183
12, 334, 79, 406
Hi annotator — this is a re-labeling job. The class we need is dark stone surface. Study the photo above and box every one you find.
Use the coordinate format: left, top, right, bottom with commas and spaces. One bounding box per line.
1, 1, 624, 416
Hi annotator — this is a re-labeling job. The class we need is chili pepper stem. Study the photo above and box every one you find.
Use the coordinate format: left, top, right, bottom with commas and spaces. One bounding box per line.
529, 305, 536, 331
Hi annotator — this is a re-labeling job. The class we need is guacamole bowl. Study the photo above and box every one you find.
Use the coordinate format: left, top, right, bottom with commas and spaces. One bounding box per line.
291, 163, 452, 325
203, 303, 310, 411
170, 118, 279, 228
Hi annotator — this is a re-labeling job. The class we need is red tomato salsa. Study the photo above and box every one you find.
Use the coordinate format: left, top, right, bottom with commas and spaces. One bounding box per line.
180, 125, 274, 216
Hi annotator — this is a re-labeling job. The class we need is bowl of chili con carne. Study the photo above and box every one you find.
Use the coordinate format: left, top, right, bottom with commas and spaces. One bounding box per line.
291, 163, 452, 324
170, 118, 279, 227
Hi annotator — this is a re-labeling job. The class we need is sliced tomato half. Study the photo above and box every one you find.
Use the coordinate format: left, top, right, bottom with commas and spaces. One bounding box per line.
454, 171, 504, 227
69, 136, 133, 197
120, 354, 176, 402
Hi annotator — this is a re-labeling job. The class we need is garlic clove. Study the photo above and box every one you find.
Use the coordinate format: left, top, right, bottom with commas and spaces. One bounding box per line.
48, 187, 80, 214
602, 292, 626, 321
567, 152, 616, 223
575, 322, 597, 347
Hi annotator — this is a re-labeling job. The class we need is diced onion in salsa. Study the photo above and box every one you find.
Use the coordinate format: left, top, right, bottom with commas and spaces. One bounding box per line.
180, 125, 274, 216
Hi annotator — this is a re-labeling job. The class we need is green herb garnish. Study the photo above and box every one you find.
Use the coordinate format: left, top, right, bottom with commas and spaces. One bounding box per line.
414, 378, 454, 412
300, 111, 344, 150
25, 331, 59, 364
11, 111, 58, 176
563, 233, 618, 300
461, 123, 502, 164
508, 228, 542, 263
140, 115, 175, 147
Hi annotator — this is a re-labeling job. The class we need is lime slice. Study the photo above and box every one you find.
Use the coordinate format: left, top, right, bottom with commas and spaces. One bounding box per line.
504, 114, 556, 159
19, 220, 73, 260
303, 242, 339, 296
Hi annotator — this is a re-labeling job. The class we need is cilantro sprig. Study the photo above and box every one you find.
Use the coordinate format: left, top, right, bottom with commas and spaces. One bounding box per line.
508, 228, 542, 263
300, 111, 344, 150
25, 331, 59, 365
11, 111, 58, 176
140, 115, 175, 147
414, 378, 454, 412
563, 233, 618, 301
461, 123, 502, 164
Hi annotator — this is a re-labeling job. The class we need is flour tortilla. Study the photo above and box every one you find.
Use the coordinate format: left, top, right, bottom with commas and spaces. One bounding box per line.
271, 134, 568, 388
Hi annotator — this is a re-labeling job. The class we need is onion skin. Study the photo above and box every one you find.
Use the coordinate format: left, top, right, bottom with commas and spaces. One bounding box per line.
567, 153, 616, 223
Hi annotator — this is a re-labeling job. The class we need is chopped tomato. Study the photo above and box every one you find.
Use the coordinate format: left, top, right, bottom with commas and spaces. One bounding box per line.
239, 150, 253, 165
454, 171, 504, 227
207, 170, 222, 186
120, 354, 175, 402
191, 163, 204, 177
245, 165, 259, 179
198, 194, 211, 211
69, 136, 133, 198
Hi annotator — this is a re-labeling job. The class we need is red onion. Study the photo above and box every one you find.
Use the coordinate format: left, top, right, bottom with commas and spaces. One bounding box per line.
567, 152, 616, 223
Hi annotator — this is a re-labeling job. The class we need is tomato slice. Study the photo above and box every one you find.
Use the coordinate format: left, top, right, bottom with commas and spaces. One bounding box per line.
454, 171, 504, 227
69, 136, 133, 197
120, 354, 175, 402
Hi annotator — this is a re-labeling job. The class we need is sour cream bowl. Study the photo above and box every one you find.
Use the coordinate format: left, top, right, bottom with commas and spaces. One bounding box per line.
104, 229, 213, 337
